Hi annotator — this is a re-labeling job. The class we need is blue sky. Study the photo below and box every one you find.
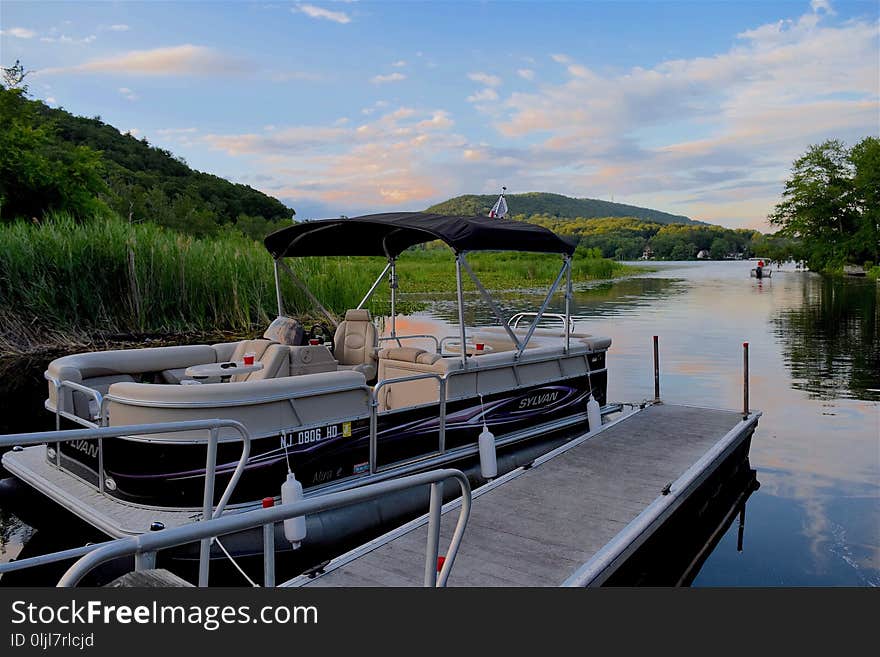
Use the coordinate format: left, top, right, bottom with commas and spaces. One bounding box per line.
1, 1, 878, 228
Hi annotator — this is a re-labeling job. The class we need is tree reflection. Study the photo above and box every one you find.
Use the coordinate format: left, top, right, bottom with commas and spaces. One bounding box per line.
773, 276, 879, 399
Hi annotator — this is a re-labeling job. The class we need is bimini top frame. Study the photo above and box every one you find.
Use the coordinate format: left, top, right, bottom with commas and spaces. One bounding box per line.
264, 212, 578, 366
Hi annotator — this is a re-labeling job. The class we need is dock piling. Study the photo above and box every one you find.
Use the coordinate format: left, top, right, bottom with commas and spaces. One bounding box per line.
653, 336, 660, 402
742, 342, 750, 419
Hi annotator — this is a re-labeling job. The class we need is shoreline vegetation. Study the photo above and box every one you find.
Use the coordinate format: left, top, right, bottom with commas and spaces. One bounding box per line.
0, 214, 634, 356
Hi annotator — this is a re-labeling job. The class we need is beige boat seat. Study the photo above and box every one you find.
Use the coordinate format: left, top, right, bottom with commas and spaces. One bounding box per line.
229, 339, 281, 382
106, 370, 370, 441
47, 344, 221, 418
377, 347, 450, 411
334, 309, 378, 382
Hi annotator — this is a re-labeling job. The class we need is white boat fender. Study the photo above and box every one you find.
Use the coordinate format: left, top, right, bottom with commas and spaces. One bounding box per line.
587, 394, 601, 431
281, 472, 306, 549
478, 423, 497, 480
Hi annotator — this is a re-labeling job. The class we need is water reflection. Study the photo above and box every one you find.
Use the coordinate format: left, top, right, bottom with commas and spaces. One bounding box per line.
772, 275, 879, 400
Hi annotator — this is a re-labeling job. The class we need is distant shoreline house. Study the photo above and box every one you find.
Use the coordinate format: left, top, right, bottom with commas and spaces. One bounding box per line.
640, 246, 654, 260
696, 249, 710, 259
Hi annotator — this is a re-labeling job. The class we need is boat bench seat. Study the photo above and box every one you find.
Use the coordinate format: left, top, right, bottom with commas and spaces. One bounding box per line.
47, 345, 227, 420
104, 370, 370, 440
376, 339, 610, 411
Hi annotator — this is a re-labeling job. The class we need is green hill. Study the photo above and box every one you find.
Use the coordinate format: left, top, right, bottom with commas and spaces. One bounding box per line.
426, 192, 699, 225
0, 86, 293, 237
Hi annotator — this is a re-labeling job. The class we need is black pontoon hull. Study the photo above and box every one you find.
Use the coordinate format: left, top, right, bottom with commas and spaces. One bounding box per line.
54, 370, 606, 508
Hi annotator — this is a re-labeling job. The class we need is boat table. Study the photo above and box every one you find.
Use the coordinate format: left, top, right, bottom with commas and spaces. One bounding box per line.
184, 361, 263, 383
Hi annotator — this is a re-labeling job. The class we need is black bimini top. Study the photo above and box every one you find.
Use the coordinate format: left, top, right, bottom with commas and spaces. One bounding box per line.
264, 212, 576, 258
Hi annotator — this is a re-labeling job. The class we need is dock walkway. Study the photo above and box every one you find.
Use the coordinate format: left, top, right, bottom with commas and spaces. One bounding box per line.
286, 403, 759, 587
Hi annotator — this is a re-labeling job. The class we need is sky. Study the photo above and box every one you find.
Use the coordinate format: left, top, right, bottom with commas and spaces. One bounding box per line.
1, 0, 878, 229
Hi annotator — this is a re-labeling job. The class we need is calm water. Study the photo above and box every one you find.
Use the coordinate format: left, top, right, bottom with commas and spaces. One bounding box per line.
1, 261, 878, 585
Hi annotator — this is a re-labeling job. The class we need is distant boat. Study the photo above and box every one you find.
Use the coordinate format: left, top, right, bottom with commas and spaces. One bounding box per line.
843, 265, 866, 277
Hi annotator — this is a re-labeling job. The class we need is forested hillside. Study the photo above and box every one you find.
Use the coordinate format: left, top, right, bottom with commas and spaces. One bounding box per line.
427, 192, 698, 225
0, 85, 293, 237
527, 216, 786, 261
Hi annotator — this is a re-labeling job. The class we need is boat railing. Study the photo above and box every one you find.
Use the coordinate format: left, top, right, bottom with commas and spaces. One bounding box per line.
55, 467, 472, 588
439, 334, 474, 355
45, 376, 105, 430
507, 312, 577, 331
0, 418, 252, 580
370, 373, 447, 474
378, 333, 442, 353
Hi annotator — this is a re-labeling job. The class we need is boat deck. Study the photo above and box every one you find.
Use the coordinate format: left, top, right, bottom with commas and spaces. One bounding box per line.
4, 445, 203, 536
285, 403, 759, 587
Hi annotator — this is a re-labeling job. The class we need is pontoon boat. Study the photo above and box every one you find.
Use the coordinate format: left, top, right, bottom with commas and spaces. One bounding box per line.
2, 213, 613, 566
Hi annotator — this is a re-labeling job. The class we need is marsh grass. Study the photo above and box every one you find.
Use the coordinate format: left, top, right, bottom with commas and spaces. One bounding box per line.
0, 215, 629, 354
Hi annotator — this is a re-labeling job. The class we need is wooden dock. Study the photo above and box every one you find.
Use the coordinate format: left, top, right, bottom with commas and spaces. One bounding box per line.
284, 403, 760, 587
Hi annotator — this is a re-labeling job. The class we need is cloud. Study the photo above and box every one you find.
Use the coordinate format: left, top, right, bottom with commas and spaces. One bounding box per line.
203, 106, 466, 210
810, 0, 834, 14
517, 69, 535, 81
38, 45, 245, 76
40, 34, 97, 45
480, 5, 878, 225
109, 24, 130, 32
391, 60, 406, 68
118, 87, 138, 101
371, 72, 406, 84
45, 96, 57, 104
1, 27, 36, 39
466, 88, 499, 103
467, 72, 501, 87
296, 4, 351, 24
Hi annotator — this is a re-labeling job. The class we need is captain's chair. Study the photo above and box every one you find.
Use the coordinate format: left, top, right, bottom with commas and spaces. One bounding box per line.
334, 309, 378, 382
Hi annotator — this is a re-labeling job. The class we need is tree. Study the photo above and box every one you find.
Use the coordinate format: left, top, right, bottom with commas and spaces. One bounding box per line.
0, 88, 108, 219
769, 140, 857, 270
709, 237, 730, 260
771, 138, 879, 271
848, 136, 880, 266
1, 60, 30, 93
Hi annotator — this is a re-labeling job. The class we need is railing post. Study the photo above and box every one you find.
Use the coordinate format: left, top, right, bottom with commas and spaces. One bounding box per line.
564, 255, 572, 354
455, 254, 468, 369
369, 396, 378, 474
262, 497, 276, 587
653, 335, 660, 402
134, 550, 156, 571
438, 379, 446, 454
742, 342, 749, 419
423, 481, 443, 587
273, 259, 284, 317
52, 379, 61, 466
199, 426, 219, 587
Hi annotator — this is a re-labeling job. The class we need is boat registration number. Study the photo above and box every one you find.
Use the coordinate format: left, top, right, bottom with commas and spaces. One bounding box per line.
281, 421, 352, 447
